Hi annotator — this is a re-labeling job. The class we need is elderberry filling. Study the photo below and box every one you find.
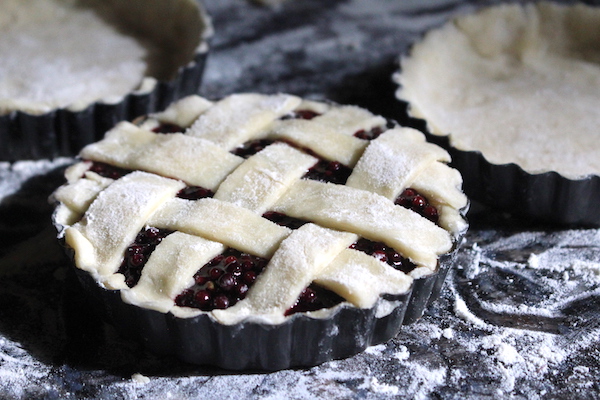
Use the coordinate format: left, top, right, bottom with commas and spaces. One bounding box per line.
285, 284, 345, 316
87, 162, 131, 180
280, 109, 321, 121
349, 238, 417, 274
395, 188, 439, 223
174, 248, 268, 311
232, 139, 275, 158
303, 160, 352, 185
152, 122, 184, 134
262, 211, 308, 230
177, 186, 214, 200
354, 126, 385, 140
118, 227, 173, 287
353, 120, 396, 141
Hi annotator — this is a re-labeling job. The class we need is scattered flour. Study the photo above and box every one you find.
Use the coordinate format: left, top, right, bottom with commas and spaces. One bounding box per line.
453, 293, 488, 328
369, 377, 400, 396
364, 344, 387, 356
441, 328, 454, 339
131, 373, 150, 384
0, 158, 72, 196
394, 345, 410, 361
405, 364, 447, 400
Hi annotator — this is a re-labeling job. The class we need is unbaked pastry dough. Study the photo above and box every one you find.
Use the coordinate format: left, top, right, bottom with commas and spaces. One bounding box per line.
0, 0, 204, 115
396, 2, 600, 179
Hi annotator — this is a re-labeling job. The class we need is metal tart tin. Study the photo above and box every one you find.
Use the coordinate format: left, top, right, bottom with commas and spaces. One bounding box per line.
53, 186, 465, 370
65, 241, 462, 371
393, 3, 600, 228
0, 0, 212, 161
393, 101, 600, 228
50, 94, 468, 370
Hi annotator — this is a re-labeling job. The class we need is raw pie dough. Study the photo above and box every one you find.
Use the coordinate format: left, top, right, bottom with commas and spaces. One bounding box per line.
0, 0, 204, 115
52, 93, 467, 325
396, 1, 600, 179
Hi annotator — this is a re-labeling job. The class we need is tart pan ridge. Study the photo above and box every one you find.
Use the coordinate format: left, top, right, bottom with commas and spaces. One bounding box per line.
394, 1, 600, 227
394, 103, 600, 227
64, 240, 462, 371
51, 93, 468, 370
0, 0, 212, 161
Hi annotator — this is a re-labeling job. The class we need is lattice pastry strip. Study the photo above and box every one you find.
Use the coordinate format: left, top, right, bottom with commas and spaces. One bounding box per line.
437, 205, 468, 235
314, 248, 413, 308
80, 122, 244, 190
308, 105, 387, 137
409, 162, 467, 210
270, 119, 368, 166
145, 95, 214, 129
64, 172, 185, 287
147, 197, 291, 259
409, 162, 469, 233
272, 179, 452, 269
122, 232, 225, 313
296, 99, 331, 115
52, 173, 112, 221
346, 127, 450, 200
214, 142, 318, 214
186, 93, 302, 149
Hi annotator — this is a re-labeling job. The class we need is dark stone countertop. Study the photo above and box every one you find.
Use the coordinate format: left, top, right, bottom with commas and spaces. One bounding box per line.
0, 1, 599, 398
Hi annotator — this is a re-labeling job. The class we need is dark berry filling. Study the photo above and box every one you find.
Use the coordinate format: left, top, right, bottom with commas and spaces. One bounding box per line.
281, 109, 321, 120
285, 284, 344, 316
152, 122, 184, 134
262, 211, 308, 230
350, 238, 417, 274
177, 186, 214, 200
118, 227, 173, 287
87, 162, 131, 180
232, 139, 275, 158
354, 126, 385, 140
175, 248, 268, 311
395, 188, 439, 223
303, 160, 352, 185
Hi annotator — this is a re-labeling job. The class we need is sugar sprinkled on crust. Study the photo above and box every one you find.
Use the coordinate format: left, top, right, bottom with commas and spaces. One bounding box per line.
52, 93, 466, 324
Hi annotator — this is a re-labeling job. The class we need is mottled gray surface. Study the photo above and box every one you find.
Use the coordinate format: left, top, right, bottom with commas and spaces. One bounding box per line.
1, 0, 600, 399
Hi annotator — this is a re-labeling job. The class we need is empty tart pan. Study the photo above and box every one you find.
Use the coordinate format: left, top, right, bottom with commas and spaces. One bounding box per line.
0, 0, 212, 161
395, 1, 600, 227
51, 93, 468, 370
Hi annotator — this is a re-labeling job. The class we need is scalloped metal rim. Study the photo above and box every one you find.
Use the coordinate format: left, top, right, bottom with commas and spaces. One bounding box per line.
0, 1, 212, 162
72, 240, 462, 371
394, 96, 600, 228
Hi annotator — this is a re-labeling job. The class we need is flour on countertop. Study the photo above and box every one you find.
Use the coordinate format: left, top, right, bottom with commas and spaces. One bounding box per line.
2, 132, 600, 400
1, 150, 600, 400
2, 0, 600, 396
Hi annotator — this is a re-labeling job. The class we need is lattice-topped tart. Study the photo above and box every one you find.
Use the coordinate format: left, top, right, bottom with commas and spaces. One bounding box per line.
52, 93, 468, 370
395, 1, 600, 226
